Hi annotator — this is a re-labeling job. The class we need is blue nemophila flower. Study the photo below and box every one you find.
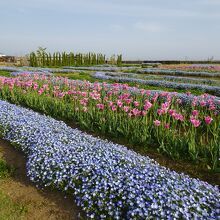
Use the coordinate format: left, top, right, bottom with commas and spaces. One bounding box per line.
93, 71, 220, 96
0, 100, 219, 219
138, 68, 220, 77
0, 65, 138, 74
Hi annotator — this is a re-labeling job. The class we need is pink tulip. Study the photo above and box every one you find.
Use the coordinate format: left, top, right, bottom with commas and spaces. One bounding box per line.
190, 117, 201, 127
202, 93, 209, 98
58, 92, 65, 98
128, 112, 132, 117
160, 92, 168, 97
152, 94, 159, 103
192, 110, 199, 117
33, 83, 38, 90
146, 90, 151, 96
192, 101, 197, 107
157, 109, 166, 116
209, 105, 216, 110
204, 116, 213, 125
96, 103, 105, 110
164, 123, 170, 129
133, 101, 139, 107
107, 91, 113, 96
140, 89, 145, 95
111, 105, 117, 111
125, 98, 133, 104
108, 101, 114, 107
173, 113, 184, 121
200, 100, 206, 107
154, 120, 161, 126
116, 100, 123, 107
161, 102, 170, 109
123, 106, 129, 113
207, 98, 214, 105
81, 92, 87, 97
42, 84, 49, 90
168, 109, 176, 116
144, 100, 152, 110
80, 98, 88, 106
131, 108, 141, 116
38, 88, 44, 95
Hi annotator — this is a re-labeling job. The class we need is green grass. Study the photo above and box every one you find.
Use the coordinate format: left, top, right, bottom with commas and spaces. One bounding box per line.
0, 152, 27, 219
0, 71, 12, 77
54, 71, 96, 82
121, 63, 142, 67
0, 191, 27, 220
0, 159, 15, 178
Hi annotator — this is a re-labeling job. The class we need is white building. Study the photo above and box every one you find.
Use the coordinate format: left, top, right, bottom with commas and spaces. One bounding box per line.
0, 53, 6, 57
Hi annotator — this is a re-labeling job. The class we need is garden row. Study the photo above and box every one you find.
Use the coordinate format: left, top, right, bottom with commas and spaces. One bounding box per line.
16, 73, 220, 106
0, 100, 219, 219
93, 72, 220, 96
160, 64, 220, 73
138, 68, 220, 77
135, 73, 219, 86
0, 74, 219, 170
0, 65, 139, 74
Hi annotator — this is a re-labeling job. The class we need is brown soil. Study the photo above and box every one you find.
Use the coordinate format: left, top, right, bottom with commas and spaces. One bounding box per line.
0, 139, 85, 220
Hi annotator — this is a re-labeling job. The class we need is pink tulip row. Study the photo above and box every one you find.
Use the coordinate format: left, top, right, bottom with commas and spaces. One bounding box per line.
0, 75, 218, 129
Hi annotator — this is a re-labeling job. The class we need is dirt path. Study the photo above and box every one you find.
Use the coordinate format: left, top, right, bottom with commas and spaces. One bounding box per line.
0, 139, 85, 220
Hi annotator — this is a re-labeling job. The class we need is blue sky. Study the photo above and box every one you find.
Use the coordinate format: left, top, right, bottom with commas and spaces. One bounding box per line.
0, 0, 220, 60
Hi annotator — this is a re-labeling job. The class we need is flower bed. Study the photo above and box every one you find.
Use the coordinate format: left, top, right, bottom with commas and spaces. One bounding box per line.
62, 66, 140, 72
13, 72, 220, 106
138, 68, 220, 77
0, 66, 85, 74
0, 66, 23, 72
0, 74, 220, 169
161, 64, 220, 73
162, 75, 220, 86
0, 65, 138, 74
187, 64, 220, 72
93, 72, 220, 96
11, 71, 52, 76
97, 71, 220, 86
0, 100, 219, 219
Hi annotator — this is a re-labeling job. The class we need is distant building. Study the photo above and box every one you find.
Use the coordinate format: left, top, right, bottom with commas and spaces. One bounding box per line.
0, 53, 15, 62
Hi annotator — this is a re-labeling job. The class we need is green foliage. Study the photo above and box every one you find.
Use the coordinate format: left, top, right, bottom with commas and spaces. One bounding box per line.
0, 159, 15, 178
28, 47, 122, 67
117, 54, 123, 66
0, 71, 12, 77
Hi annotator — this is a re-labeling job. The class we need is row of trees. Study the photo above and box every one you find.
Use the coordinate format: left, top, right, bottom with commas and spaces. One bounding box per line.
29, 47, 123, 67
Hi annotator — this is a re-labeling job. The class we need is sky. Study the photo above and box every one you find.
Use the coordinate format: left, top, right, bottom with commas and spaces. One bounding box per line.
0, 0, 220, 60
